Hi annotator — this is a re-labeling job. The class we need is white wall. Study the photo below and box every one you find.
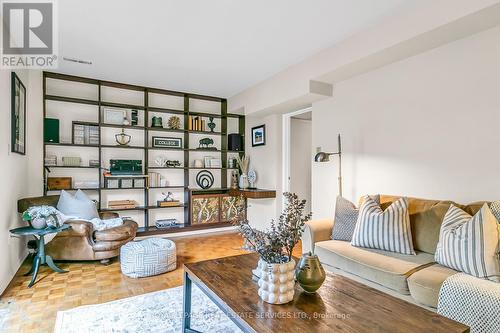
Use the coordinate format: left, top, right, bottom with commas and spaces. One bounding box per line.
290, 118, 312, 213
312, 25, 500, 219
0, 70, 43, 294
245, 114, 282, 230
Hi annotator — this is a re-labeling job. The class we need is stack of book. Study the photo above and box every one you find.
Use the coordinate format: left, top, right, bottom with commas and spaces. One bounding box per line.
155, 218, 183, 229
157, 200, 181, 207
148, 172, 163, 187
74, 123, 99, 145
188, 116, 205, 131
44, 155, 57, 166
107, 200, 138, 210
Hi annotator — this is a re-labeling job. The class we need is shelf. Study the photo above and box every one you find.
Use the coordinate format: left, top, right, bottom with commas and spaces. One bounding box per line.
149, 186, 188, 189
46, 188, 99, 191
188, 111, 222, 119
148, 167, 188, 170
227, 113, 244, 118
136, 222, 232, 236
147, 107, 184, 115
44, 165, 100, 169
45, 143, 99, 148
101, 123, 145, 130
101, 145, 145, 150
146, 204, 187, 209
189, 130, 224, 136
99, 206, 147, 212
100, 187, 147, 191
101, 101, 145, 110
147, 127, 186, 133
45, 94, 99, 106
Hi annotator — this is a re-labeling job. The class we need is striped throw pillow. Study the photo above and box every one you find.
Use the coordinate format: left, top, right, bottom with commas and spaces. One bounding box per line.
351, 196, 415, 255
332, 195, 380, 241
435, 204, 500, 282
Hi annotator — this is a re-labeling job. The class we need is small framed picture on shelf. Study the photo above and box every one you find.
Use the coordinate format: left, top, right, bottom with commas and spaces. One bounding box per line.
251, 124, 266, 147
103, 108, 128, 125
152, 136, 182, 149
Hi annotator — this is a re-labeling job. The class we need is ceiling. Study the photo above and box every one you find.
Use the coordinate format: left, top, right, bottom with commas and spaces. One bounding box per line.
57, 0, 414, 98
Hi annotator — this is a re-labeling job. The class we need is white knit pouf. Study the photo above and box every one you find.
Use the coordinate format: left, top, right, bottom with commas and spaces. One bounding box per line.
120, 238, 176, 278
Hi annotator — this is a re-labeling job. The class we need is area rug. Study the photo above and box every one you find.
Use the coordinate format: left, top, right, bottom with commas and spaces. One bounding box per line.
54, 285, 242, 333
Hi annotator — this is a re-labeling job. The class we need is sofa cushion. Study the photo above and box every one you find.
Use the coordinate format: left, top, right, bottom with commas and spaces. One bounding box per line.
315, 240, 434, 294
379, 196, 455, 254
435, 203, 500, 282
332, 195, 379, 241
407, 264, 458, 308
352, 196, 415, 255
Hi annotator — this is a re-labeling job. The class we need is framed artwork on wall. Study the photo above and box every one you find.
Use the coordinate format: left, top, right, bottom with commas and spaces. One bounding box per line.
251, 124, 266, 147
11, 72, 26, 155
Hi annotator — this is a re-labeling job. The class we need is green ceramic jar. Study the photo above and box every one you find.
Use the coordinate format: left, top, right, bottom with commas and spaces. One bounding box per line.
295, 252, 326, 293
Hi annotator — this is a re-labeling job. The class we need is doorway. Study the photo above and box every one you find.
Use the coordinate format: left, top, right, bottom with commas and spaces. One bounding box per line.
282, 108, 312, 212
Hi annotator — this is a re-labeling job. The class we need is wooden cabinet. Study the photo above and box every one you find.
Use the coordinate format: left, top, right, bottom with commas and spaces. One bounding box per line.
190, 192, 244, 225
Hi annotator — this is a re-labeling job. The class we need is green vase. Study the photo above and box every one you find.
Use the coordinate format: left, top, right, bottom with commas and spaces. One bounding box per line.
295, 252, 326, 293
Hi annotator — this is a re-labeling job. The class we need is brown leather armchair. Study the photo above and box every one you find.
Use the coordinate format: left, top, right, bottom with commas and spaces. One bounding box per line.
18, 195, 138, 263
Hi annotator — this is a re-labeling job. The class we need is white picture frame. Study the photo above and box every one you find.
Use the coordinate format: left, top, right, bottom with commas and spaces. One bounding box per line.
104, 107, 127, 125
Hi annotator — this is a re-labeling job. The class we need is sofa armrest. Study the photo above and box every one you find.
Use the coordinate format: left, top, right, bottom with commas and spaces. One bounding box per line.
94, 220, 138, 242
301, 218, 334, 254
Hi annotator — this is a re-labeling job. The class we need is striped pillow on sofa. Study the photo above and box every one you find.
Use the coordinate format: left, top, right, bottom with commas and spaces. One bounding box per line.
351, 196, 415, 255
435, 203, 500, 282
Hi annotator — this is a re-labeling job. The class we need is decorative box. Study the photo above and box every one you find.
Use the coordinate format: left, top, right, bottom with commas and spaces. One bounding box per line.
62, 156, 82, 167
121, 178, 133, 188
105, 178, 120, 189
47, 177, 72, 190
155, 219, 181, 229
134, 178, 145, 188
89, 160, 100, 167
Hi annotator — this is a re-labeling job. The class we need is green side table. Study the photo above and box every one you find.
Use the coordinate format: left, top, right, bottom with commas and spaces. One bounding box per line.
10, 224, 71, 288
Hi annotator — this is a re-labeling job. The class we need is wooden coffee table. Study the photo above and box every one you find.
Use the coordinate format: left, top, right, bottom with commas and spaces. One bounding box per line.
182, 253, 469, 333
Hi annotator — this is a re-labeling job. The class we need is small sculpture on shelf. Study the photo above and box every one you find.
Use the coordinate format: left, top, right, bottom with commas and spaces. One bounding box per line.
230, 171, 239, 189
196, 170, 214, 189
158, 192, 181, 207
198, 137, 215, 150
248, 170, 257, 189
208, 117, 216, 132
167, 116, 181, 130
115, 129, 131, 146
166, 160, 181, 168
151, 116, 163, 128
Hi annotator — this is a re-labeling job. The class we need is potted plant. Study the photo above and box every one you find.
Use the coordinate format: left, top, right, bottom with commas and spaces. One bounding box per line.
23, 205, 62, 229
233, 192, 312, 304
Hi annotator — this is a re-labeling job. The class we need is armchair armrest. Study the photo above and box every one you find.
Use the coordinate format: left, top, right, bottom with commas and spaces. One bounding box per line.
99, 212, 120, 219
301, 218, 334, 254
59, 220, 95, 237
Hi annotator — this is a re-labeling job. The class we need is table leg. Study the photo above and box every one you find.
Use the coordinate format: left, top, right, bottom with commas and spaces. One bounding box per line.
46, 255, 66, 273
182, 271, 196, 333
23, 254, 35, 276
28, 256, 41, 288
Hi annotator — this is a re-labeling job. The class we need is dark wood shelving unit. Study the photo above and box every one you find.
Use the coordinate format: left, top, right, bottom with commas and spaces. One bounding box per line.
43, 71, 245, 236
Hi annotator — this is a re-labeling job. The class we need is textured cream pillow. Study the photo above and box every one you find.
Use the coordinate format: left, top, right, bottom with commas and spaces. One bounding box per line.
435, 203, 500, 282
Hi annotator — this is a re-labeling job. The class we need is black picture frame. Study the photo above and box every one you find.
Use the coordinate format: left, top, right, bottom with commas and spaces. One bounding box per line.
11, 72, 26, 155
251, 124, 266, 147
152, 136, 183, 149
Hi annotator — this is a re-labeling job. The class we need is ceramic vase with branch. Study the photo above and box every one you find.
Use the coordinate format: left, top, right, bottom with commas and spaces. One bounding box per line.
236, 155, 250, 189
232, 192, 312, 304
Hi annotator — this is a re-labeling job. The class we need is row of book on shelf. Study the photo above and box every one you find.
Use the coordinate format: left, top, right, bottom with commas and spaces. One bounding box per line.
73, 123, 99, 145
188, 116, 206, 131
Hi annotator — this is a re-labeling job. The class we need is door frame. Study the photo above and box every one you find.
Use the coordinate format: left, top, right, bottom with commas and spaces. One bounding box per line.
281, 107, 312, 209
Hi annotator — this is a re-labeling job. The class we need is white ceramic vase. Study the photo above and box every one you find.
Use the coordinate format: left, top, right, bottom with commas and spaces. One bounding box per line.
257, 258, 296, 304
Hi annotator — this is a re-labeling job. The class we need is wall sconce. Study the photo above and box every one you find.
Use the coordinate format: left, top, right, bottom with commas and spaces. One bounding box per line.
314, 134, 343, 197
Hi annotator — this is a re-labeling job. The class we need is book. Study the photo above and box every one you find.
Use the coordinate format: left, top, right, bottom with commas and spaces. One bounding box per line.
157, 200, 181, 207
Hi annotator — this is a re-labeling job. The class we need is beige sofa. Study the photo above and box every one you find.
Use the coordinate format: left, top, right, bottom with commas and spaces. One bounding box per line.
303, 195, 487, 309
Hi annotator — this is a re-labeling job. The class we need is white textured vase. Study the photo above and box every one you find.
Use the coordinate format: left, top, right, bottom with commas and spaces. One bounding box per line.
257, 258, 295, 304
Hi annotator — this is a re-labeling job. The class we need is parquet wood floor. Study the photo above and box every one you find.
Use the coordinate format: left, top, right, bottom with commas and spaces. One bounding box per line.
0, 231, 305, 333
